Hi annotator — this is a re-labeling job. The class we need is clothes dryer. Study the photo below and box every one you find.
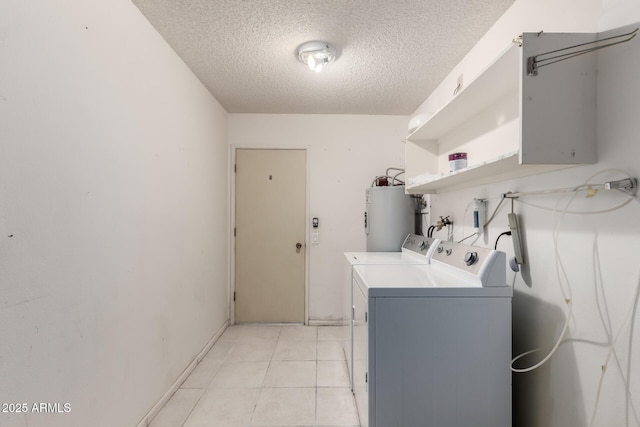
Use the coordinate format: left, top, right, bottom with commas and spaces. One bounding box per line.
342, 234, 439, 391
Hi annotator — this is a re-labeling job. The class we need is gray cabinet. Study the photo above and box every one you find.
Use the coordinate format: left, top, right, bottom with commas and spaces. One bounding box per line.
353, 271, 512, 427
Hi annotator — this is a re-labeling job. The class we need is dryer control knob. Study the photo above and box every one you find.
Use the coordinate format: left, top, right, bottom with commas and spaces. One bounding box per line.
464, 251, 478, 266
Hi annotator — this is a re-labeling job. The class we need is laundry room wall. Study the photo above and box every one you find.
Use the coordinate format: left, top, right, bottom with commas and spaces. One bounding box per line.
412, 0, 640, 426
228, 114, 408, 323
0, 1, 229, 427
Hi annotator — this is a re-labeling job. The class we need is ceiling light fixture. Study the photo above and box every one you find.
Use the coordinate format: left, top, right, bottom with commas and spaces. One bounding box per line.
296, 41, 338, 73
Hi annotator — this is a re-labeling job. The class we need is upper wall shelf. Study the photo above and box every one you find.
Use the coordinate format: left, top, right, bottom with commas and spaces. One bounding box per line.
406, 151, 571, 193
405, 31, 601, 194
406, 45, 519, 143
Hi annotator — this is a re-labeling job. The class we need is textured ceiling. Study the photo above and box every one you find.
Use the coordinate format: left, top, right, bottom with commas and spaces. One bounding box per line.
132, 0, 515, 114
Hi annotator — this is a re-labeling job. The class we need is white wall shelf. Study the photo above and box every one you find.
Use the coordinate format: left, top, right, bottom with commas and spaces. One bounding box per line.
405, 31, 598, 194
406, 151, 571, 194
407, 45, 520, 143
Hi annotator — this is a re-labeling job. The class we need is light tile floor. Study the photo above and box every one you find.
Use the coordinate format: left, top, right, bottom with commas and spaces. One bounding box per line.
149, 325, 359, 427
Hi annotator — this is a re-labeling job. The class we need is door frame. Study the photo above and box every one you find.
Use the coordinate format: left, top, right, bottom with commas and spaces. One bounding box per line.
229, 145, 310, 325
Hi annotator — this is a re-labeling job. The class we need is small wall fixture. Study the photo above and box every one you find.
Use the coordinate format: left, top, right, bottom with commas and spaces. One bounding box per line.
296, 41, 337, 72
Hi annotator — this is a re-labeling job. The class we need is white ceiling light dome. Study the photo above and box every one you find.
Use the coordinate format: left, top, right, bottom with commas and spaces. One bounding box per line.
296, 41, 338, 73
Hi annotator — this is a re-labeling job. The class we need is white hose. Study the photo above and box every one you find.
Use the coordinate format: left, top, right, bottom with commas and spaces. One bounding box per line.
511, 170, 636, 374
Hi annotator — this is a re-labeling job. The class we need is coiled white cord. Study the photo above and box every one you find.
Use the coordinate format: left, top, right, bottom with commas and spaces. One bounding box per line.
511, 170, 638, 374
509, 169, 640, 426
511, 180, 577, 373
589, 272, 640, 426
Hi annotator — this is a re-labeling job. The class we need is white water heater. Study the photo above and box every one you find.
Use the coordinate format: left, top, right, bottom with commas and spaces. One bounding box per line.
365, 186, 415, 252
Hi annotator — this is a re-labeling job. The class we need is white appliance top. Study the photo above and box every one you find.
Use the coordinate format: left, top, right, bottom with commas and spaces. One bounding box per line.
353, 240, 512, 298
345, 234, 440, 266
345, 252, 421, 265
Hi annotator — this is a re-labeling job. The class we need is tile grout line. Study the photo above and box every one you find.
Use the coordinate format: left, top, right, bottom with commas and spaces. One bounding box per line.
249, 326, 281, 426
177, 384, 208, 427
179, 339, 234, 427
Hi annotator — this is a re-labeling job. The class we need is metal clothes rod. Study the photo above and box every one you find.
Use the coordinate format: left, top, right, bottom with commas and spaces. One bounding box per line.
502, 178, 637, 199
527, 27, 638, 76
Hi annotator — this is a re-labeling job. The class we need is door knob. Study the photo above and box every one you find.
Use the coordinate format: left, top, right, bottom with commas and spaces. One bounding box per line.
296, 242, 302, 250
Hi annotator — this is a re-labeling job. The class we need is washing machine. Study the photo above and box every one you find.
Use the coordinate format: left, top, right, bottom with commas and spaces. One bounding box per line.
342, 234, 440, 391
352, 240, 512, 427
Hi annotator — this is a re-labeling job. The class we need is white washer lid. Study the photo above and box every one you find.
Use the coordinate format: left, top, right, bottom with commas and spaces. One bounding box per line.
344, 252, 428, 265
353, 263, 513, 298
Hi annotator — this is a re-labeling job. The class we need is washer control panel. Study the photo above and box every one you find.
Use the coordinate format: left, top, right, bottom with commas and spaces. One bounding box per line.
402, 234, 438, 255
432, 241, 494, 275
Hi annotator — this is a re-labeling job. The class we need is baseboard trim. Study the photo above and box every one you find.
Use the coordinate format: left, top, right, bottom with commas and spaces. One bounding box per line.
136, 320, 229, 427
308, 319, 344, 326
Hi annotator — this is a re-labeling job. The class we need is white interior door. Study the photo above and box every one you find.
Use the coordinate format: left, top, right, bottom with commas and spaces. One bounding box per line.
234, 149, 306, 323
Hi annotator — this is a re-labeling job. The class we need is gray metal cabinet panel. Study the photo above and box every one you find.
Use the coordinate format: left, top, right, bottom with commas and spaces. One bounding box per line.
369, 296, 512, 427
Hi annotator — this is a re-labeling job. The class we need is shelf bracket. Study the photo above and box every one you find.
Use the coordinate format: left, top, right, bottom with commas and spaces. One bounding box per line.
527, 27, 638, 76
